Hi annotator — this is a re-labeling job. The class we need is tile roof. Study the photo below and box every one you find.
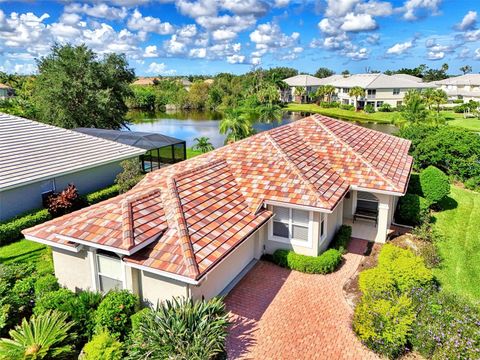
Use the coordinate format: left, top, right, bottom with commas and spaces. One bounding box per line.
0, 113, 145, 191
23, 115, 412, 280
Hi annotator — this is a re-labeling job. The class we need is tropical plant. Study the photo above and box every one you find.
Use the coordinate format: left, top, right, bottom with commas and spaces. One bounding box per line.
401, 90, 429, 123
257, 84, 279, 105
459, 65, 472, 75
419, 166, 450, 206
115, 159, 144, 194
294, 86, 306, 103
192, 137, 214, 154
127, 297, 229, 360
430, 89, 448, 114
219, 109, 253, 143
316, 85, 336, 103
0, 310, 75, 360
81, 331, 123, 360
46, 184, 84, 217
255, 103, 283, 123
348, 86, 365, 110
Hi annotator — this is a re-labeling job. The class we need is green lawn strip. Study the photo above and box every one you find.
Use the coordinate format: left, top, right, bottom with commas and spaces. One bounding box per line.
447, 118, 480, 132
186, 148, 203, 158
432, 186, 480, 301
0, 238, 47, 264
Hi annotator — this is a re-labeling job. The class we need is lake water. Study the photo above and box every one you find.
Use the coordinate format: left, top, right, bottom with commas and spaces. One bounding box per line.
127, 110, 398, 148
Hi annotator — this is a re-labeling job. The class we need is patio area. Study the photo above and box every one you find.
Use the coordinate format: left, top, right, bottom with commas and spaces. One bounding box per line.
225, 239, 378, 360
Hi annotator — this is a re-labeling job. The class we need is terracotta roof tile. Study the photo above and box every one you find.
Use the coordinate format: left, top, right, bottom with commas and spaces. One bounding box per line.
23, 115, 412, 280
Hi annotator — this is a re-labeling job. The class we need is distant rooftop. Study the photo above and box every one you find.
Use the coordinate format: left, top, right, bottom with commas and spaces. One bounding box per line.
435, 74, 480, 86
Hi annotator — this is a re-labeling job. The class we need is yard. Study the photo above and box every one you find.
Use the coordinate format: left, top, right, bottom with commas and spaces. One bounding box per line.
0, 238, 52, 274
433, 186, 480, 301
447, 118, 480, 132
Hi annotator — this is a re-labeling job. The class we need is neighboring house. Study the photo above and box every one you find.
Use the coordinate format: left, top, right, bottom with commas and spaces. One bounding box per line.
180, 78, 192, 91
74, 128, 187, 173
0, 113, 145, 221
330, 73, 434, 109
282, 74, 344, 103
390, 73, 423, 83
24, 115, 412, 305
435, 74, 480, 102
0, 83, 14, 99
132, 77, 159, 86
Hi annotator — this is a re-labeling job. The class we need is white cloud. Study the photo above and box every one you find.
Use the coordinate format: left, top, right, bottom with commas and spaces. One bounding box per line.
324, 0, 360, 18
318, 18, 338, 35
143, 45, 159, 58
341, 13, 377, 32
221, 0, 269, 16
274, 0, 290, 7
163, 34, 188, 55
147, 62, 176, 74
366, 33, 380, 44
177, 24, 197, 38
189, 47, 207, 58
402, 0, 442, 21
463, 29, 480, 42
475, 48, 480, 60
427, 51, 444, 60
356, 1, 393, 17
212, 29, 237, 41
457, 11, 477, 31
64, 3, 127, 20
345, 47, 368, 60
226, 54, 245, 63
386, 41, 413, 55
176, 0, 217, 18
127, 9, 174, 35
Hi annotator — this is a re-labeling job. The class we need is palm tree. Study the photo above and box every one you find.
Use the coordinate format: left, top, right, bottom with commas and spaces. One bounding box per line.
219, 109, 253, 144
256, 103, 283, 123
192, 137, 214, 153
316, 85, 336, 103
431, 89, 448, 115
257, 84, 279, 106
421, 88, 436, 110
348, 86, 366, 110
0, 311, 75, 360
294, 86, 306, 103
401, 90, 428, 123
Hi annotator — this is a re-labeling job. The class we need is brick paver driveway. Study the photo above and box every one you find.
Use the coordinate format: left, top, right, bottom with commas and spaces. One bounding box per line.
225, 239, 379, 359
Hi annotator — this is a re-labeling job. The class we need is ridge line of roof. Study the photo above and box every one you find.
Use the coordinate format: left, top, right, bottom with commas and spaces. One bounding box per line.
365, 73, 382, 88
265, 126, 329, 209
166, 176, 200, 278
311, 115, 399, 191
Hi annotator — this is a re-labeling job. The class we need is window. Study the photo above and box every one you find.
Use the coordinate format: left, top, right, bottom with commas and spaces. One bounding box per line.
97, 251, 123, 292
272, 206, 310, 242
367, 89, 376, 95
342, 88, 349, 94
393, 88, 400, 95
376, 101, 384, 107
320, 213, 326, 240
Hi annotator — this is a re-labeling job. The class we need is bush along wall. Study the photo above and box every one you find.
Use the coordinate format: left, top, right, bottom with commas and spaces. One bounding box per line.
0, 184, 120, 246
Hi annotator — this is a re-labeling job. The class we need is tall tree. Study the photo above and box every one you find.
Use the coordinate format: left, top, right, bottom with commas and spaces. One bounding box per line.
402, 90, 429, 123
219, 109, 253, 143
314, 67, 334, 79
33, 44, 135, 129
341, 70, 350, 76
192, 137, 214, 153
459, 65, 472, 75
348, 87, 366, 110
294, 86, 306, 103
431, 89, 448, 115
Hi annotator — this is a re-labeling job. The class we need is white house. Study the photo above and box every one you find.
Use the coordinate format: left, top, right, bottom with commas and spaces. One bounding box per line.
330, 73, 434, 109
24, 115, 413, 305
282, 74, 344, 103
435, 74, 480, 102
0, 113, 145, 221
0, 84, 13, 100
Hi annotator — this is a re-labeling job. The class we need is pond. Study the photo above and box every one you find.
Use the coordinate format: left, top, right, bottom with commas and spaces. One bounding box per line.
126, 110, 398, 148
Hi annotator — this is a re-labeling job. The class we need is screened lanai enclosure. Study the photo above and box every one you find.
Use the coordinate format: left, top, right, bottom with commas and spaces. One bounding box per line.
74, 128, 186, 173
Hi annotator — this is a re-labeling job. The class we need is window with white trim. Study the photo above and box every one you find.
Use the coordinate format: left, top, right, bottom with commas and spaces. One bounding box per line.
272, 206, 309, 242
393, 88, 400, 95
320, 213, 326, 240
96, 251, 123, 292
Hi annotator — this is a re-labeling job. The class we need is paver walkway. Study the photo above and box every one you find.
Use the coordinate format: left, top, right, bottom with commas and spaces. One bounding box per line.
225, 239, 379, 359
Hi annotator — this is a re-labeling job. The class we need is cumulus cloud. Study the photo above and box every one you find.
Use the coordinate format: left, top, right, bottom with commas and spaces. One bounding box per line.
147, 61, 176, 75
127, 9, 174, 35
143, 45, 159, 58
386, 41, 413, 55
340, 13, 377, 32
64, 3, 127, 20
402, 0, 442, 21
226, 54, 245, 63
456, 11, 477, 31
249, 22, 300, 60
475, 48, 480, 60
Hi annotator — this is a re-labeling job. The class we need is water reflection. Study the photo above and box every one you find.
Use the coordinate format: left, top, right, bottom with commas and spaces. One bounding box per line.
126, 110, 397, 148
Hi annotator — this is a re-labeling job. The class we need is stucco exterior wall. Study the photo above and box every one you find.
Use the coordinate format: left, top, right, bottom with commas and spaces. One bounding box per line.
0, 159, 133, 221
319, 201, 343, 252
191, 230, 258, 300
138, 271, 189, 307
52, 248, 93, 292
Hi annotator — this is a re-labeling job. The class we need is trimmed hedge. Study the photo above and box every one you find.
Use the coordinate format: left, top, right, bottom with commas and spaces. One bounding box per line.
465, 176, 480, 192
272, 248, 342, 274
0, 184, 120, 246
396, 193, 430, 226
329, 225, 352, 253
406, 173, 422, 196
419, 166, 450, 205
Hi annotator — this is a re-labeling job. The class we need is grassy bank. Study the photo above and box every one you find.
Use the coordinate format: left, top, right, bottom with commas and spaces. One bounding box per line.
433, 186, 480, 301
447, 118, 480, 132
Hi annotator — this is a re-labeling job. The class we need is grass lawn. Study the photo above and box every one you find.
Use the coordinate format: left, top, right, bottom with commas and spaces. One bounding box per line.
433, 186, 480, 301
186, 148, 203, 158
0, 239, 52, 274
447, 118, 480, 132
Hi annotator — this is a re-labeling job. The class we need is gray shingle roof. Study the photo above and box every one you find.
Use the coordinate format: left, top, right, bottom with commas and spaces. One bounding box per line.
0, 113, 146, 191
330, 73, 434, 89
435, 74, 480, 86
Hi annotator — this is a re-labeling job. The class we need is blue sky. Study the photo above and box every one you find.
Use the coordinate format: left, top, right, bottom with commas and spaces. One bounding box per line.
0, 0, 479, 76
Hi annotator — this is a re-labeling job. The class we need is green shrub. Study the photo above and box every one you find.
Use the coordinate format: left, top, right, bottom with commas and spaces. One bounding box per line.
94, 290, 138, 340
358, 267, 396, 297
320, 101, 340, 108
452, 99, 464, 104
406, 173, 422, 196
85, 184, 120, 205
419, 166, 450, 206
340, 104, 355, 110
364, 104, 375, 113
353, 294, 415, 359
34, 288, 77, 316
127, 297, 229, 360
130, 308, 151, 337
82, 331, 123, 360
378, 103, 392, 112
272, 248, 342, 274
329, 225, 352, 253
34, 274, 59, 297
0, 209, 51, 245
465, 176, 480, 192
396, 193, 430, 226
411, 291, 480, 359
